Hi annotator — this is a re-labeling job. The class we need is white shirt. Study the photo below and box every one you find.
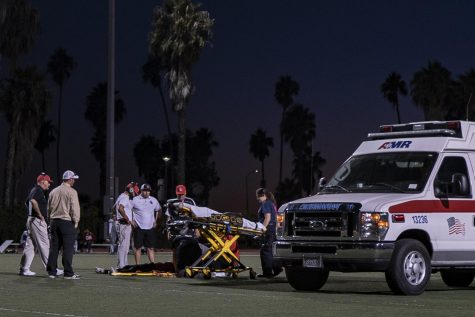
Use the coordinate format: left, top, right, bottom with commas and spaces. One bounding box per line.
115, 193, 133, 220
131, 195, 161, 229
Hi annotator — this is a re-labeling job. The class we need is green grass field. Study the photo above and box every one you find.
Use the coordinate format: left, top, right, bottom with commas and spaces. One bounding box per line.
1, 252, 475, 317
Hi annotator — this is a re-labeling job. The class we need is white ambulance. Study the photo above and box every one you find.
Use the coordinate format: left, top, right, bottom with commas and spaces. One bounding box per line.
274, 121, 475, 295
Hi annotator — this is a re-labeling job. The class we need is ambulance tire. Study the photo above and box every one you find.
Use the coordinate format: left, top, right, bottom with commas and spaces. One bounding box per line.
440, 270, 475, 287
285, 266, 329, 291
385, 239, 431, 295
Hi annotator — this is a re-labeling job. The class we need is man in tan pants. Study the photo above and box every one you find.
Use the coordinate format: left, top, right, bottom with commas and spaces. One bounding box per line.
19, 173, 63, 276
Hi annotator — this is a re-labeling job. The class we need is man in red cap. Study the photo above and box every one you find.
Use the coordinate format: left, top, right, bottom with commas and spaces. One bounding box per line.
19, 173, 62, 276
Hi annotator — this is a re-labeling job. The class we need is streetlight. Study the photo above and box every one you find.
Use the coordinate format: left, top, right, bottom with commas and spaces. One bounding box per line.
162, 156, 171, 200
245, 169, 259, 214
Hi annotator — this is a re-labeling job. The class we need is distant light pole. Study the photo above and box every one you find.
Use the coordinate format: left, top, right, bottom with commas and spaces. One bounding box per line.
163, 156, 171, 200
245, 169, 259, 214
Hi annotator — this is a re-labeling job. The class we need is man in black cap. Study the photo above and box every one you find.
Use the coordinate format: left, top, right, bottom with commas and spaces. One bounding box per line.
131, 184, 162, 265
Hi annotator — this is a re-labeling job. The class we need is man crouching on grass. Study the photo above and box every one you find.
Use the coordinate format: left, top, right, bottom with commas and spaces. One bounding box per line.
131, 184, 161, 265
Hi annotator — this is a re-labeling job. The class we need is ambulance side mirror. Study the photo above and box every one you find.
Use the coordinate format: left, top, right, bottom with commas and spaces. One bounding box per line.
318, 177, 327, 192
451, 173, 469, 196
434, 173, 469, 197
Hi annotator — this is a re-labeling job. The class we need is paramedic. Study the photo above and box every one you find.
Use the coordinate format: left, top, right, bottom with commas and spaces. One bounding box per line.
256, 188, 282, 278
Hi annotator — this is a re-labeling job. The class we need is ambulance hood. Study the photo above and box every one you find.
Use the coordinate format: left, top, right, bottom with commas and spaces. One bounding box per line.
281, 192, 420, 213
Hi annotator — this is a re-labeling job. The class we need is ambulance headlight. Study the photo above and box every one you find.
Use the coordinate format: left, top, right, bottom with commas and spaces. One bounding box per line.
276, 204, 287, 237
360, 212, 389, 239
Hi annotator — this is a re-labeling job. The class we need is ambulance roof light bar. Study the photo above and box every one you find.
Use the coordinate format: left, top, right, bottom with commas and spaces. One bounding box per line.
367, 121, 462, 140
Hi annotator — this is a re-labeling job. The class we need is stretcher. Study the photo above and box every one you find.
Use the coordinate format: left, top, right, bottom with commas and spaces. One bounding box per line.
167, 203, 264, 279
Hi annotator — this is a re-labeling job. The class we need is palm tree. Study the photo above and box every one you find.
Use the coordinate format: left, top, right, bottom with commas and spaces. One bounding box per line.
148, 0, 213, 184
275, 75, 299, 183
410, 61, 452, 120
0, 0, 39, 74
0, 66, 51, 207
453, 69, 475, 120
281, 104, 316, 195
84, 82, 126, 196
133, 135, 163, 187
381, 72, 407, 124
142, 55, 174, 170
47, 47, 76, 182
249, 128, 274, 187
34, 120, 56, 172
186, 128, 219, 204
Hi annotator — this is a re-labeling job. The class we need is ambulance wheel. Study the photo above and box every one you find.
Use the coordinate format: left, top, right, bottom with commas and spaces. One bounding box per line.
202, 268, 212, 280
185, 267, 195, 278
440, 270, 475, 287
385, 239, 431, 295
285, 266, 329, 291
249, 269, 256, 280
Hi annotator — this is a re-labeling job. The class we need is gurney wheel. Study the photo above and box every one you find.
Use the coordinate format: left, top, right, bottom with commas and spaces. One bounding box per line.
202, 268, 212, 280
250, 269, 257, 280
185, 267, 196, 278
231, 272, 238, 279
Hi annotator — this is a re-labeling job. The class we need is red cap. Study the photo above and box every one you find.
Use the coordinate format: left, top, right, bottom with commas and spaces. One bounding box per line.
126, 182, 139, 195
176, 184, 187, 196
37, 173, 53, 184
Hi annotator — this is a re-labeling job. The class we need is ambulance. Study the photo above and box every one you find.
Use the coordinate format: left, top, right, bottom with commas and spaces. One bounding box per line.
274, 121, 475, 295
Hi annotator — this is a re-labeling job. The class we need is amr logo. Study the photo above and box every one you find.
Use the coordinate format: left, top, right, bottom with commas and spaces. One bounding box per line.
378, 140, 412, 150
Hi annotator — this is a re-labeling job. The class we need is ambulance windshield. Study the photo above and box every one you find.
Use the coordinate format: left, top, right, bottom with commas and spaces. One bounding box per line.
322, 152, 438, 193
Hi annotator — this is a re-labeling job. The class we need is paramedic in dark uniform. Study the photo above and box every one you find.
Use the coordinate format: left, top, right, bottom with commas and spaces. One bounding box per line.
19, 173, 56, 276
131, 183, 161, 265
256, 188, 282, 278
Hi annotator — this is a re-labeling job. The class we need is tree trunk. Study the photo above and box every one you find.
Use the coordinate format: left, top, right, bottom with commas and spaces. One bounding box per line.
3, 114, 20, 207
177, 107, 186, 184
279, 108, 285, 184
158, 82, 175, 189
56, 84, 63, 182
260, 159, 266, 188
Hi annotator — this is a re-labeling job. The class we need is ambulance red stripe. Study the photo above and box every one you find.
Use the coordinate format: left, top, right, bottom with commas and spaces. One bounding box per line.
388, 200, 475, 213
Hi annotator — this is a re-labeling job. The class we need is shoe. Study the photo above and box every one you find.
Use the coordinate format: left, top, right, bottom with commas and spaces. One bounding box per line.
273, 268, 283, 277
56, 269, 64, 276
64, 274, 80, 280
19, 269, 36, 276
95, 267, 105, 274
48, 274, 57, 279
257, 273, 274, 278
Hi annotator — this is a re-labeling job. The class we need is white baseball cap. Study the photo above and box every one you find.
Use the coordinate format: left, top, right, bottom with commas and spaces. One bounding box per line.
62, 170, 79, 180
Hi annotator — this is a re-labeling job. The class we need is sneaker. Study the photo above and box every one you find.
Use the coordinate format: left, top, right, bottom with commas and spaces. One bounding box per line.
48, 274, 57, 279
56, 269, 64, 276
64, 274, 80, 280
19, 269, 36, 276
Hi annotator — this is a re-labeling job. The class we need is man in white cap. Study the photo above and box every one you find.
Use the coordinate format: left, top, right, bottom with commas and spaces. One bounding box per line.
115, 182, 139, 268
46, 170, 81, 279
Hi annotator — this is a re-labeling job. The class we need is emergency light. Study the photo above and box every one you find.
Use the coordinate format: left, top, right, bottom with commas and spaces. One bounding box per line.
368, 121, 462, 140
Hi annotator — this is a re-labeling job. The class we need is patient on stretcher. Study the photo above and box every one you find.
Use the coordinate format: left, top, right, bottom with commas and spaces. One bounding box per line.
166, 201, 265, 231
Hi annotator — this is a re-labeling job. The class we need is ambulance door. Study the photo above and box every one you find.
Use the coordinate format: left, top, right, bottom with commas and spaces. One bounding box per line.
432, 154, 475, 264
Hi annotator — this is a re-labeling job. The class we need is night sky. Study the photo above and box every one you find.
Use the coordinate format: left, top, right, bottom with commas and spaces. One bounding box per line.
2, 1, 475, 214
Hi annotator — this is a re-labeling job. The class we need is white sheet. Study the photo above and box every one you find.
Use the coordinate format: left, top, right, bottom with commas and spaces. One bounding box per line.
181, 203, 265, 231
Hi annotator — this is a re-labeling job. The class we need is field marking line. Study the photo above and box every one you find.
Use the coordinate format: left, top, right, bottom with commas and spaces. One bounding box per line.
0, 307, 89, 317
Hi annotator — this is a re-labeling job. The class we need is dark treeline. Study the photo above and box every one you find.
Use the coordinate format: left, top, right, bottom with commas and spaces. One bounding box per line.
1, 0, 475, 242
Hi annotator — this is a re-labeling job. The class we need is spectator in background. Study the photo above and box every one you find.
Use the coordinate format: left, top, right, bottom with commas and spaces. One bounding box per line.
83, 229, 95, 253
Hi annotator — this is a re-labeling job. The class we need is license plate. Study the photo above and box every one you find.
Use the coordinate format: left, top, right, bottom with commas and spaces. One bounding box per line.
303, 256, 323, 268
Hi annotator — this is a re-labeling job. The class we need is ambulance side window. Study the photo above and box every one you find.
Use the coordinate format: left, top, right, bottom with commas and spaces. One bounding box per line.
434, 156, 471, 198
